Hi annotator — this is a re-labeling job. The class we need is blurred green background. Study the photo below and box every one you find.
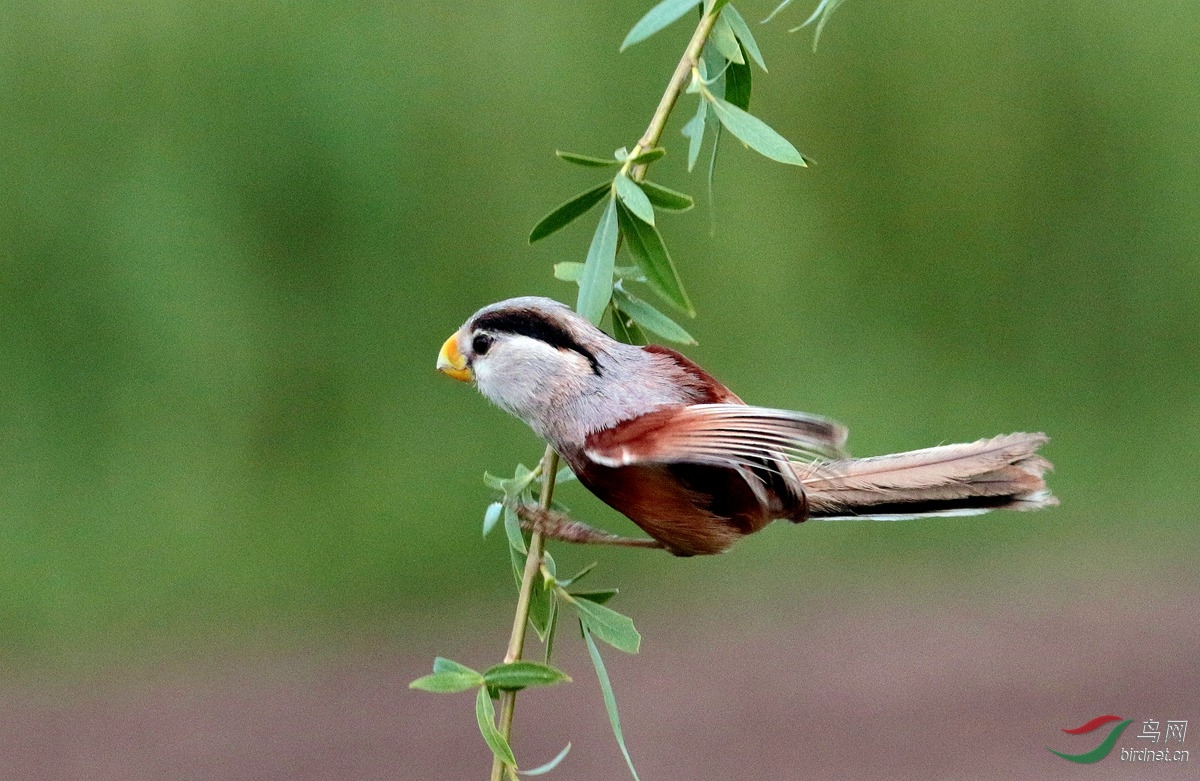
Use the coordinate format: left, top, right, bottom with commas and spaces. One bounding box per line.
2, 0, 1197, 697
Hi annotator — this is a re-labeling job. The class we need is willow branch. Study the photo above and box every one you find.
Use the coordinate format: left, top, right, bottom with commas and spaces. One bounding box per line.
491, 446, 558, 781
489, 8, 722, 780
630, 7, 721, 182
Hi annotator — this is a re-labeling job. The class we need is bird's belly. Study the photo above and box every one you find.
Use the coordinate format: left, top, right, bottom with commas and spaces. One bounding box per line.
570, 460, 768, 556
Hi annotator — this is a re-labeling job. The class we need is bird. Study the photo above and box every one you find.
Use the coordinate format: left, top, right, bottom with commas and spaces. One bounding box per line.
437, 296, 1056, 556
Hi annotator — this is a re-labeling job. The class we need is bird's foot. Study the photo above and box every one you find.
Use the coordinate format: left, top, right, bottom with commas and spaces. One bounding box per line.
513, 503, 664, 549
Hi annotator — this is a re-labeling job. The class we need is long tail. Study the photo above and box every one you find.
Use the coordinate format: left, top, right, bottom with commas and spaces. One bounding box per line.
797, 432, 1056, 521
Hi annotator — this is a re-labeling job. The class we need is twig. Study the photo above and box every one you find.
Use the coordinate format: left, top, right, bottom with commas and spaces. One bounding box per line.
489, 9, 722, 779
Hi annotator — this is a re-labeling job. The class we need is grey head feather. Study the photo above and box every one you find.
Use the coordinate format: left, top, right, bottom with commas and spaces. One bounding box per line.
457, 297, 697, 449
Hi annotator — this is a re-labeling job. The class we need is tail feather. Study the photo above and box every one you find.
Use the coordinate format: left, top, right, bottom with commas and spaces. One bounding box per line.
798, 433, 1056, 521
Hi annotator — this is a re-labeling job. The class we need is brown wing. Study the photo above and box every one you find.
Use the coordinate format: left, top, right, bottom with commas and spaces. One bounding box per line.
583, 403, 849, 470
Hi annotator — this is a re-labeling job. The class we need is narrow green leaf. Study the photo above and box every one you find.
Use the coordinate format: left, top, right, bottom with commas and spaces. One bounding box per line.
504, 505, 527, 555
638, 180, 694, 211
509, 541, 525, 588
554, 465, 577, 483
483, 471, 508, 491
707, 0, 732, 13
705, 94, 807, 166
572, 594, 641, 653
410, 669, 485, 693
476, 687, 518, 768
762, 0, 796, 23
528, 569, 553, 640
433, 657, 479, 676
616, 264, 647, 282
615, 201, 694, 316
529, 181, 612, 243
612, 285, 697, 344
626, 147, 666, 165
483, 502, 503, 536
700, 41, 728, 97
721, 5, 766, 71
582, 624, 641, 781
558, 561, 598, 588
610, 304, 648, 346
553, 261, 584, 282
614, 174, 655, 226
556, 150, 621, 168
706, 122, 722, 206
483, 661, 572, 691
793, 0, 848, 50
542, 589, 559, 664
724, 55, 752, 111
681, 99, 707, 172
518, 743, 572, 777
711, 13, 744, 64
571, 588, 619, 605
620, 0, 700, 51
576, 196, 619, 325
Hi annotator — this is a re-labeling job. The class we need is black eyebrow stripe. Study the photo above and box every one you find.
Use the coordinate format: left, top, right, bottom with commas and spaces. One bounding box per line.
473, 309, 602, 375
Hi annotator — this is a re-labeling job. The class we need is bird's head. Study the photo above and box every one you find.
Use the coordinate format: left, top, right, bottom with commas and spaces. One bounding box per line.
437, 297, 613, 436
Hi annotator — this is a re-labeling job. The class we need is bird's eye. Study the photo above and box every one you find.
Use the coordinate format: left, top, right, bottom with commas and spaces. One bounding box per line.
472, 333, 494, 355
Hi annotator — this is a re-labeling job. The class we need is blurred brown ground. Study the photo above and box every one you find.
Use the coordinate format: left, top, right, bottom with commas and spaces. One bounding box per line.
3, 589, 1196, 781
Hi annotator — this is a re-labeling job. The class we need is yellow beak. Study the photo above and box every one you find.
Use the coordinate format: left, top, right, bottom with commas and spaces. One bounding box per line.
436, 331, 474, 382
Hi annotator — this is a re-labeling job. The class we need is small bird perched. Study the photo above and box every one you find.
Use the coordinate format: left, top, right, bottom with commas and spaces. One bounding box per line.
437, 296, 1056, 556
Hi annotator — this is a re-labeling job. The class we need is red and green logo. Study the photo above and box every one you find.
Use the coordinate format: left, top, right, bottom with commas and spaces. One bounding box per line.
1048, 715, 1134, 764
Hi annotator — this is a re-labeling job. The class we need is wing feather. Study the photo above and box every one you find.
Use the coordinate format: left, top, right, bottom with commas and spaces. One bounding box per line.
584, 403, 849, 472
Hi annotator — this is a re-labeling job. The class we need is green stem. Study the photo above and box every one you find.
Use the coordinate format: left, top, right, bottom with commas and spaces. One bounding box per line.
488, 8, 723, 779
490, 446, 559, 781
629, 6, 722, 182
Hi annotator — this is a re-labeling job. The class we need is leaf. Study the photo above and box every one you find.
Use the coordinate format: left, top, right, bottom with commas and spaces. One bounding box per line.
483, 502, 503, 537
570, 588, 619, 605
553, 261, 584, 282
483, 661, 572, 691
620, 0, 701, 51
504, 505, 527, 555
528, 569, 554, 640
626, 147, 666, 165
576, 196, 619, 325
681, 98, 707, 173
638, 180, 694, 211
615, 201, 694, 316
614, 174, 655, 226
555, 150, 621, 168
410, 669, 485, 693
762, 0, 796, 23
724, 55, 752, 111
572, 593, 641, 653
483, 471, 508, 491
721, 5, 766, 71
612, 285, 697, 344
554, 465, 577, 484
793, 0, 848, 50
518, 743, 572, 777
558, 561, 598, 588
615, 264, 647, 282
705, 95, 807, 166
706, 0, 732, 13
529, 181, 612, 243
433, 657, 479, 676
610, 304, 648, 346
476, 686, 518, 768
582, 624, 641, 781
710, 13, 744, 64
